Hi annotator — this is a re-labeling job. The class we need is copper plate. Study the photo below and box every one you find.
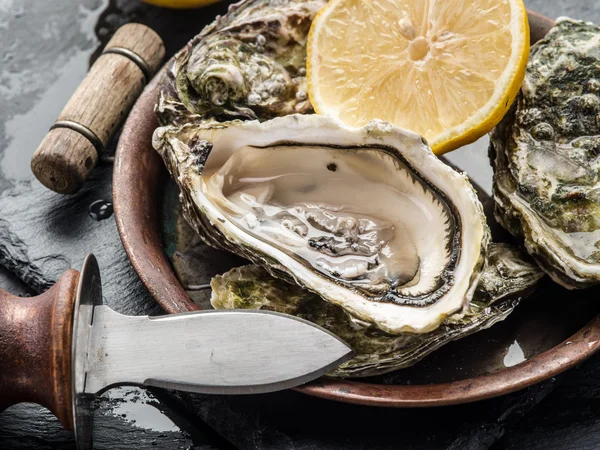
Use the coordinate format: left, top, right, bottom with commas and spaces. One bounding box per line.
114, 10, 600, 407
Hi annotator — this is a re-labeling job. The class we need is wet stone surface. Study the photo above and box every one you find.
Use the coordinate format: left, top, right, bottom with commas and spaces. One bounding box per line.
1, 0, 600, 449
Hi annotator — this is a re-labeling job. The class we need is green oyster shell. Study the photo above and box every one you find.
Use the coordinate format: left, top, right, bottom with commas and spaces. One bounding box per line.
490, 18, 600, 288
210, 243, 544, 378
156, 0, 326, 127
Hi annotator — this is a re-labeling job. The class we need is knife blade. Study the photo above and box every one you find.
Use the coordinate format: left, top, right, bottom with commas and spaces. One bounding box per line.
0, 254, 353, 450
83, 308, 351, 395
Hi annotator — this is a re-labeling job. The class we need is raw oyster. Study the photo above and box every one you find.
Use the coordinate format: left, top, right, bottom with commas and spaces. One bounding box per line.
154, 114, 490, 334
210, 243, 544, 377
154, 0, 495, 336
156, 0, 325, 127
491, 18, 600, 288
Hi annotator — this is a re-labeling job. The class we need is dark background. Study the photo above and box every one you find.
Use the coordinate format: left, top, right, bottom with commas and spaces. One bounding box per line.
1, 0, 600, 449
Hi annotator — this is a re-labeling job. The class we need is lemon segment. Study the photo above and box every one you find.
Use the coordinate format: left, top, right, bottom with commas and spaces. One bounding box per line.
306, 0, 530, 154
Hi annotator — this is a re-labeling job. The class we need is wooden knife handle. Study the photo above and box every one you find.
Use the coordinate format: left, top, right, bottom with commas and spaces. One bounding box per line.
0, 270, 80, 430
31, 23, 165, 194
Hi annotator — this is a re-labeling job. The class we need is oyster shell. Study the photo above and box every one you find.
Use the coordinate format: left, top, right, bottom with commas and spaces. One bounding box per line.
156, 0, 325, 127
490, 18, 600, 288
154, 114, 490, 334
210, 243, 544, 377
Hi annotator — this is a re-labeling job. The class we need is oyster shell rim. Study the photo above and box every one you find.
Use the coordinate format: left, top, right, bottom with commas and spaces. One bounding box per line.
155, 114, 491, 334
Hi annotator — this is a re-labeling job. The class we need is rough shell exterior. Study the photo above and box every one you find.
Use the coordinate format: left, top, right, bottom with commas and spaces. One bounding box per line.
155, 0, 326, 128
490, 18, 600, 288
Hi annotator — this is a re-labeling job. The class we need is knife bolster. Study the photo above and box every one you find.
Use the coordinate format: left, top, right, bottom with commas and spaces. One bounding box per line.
0, 270, 79, 430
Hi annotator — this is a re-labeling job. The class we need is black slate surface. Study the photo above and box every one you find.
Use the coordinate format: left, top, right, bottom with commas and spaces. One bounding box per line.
172, 381, 560, 450
1, 1, 600, 449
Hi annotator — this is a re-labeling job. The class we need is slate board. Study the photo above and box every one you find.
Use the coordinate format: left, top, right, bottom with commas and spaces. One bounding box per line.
2, 0, 600, 449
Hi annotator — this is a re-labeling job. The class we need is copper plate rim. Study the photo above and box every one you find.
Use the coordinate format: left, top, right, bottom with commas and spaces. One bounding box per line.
113, 10, 600, 407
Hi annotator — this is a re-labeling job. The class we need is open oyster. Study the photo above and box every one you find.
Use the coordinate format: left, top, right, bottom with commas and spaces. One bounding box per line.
211, 243, 544, 377
491, 18, 600, 288
154, 114, 490, 334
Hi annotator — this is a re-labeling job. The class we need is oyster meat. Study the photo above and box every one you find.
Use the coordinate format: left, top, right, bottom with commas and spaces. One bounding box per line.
491, 18, 600, 288
154, 114, 490, 334
210, 243, 544, 377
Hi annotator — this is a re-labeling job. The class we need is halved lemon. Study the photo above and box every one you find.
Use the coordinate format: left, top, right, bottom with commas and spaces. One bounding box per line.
306, 0, 530, 154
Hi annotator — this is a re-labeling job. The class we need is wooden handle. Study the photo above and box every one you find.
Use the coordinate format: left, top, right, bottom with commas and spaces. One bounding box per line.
31, 23, 165, 194
0, 270, 80, 430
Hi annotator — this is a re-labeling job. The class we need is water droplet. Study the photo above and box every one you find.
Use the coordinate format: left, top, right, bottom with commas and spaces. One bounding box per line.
503, 340, 526, 367
89, 200, 113, 221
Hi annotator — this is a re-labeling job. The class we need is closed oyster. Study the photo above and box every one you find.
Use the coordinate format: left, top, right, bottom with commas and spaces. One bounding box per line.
154, 114, 490, 334
210, 243, 544, 377
156, 0, 325, 127
491, 18, 600, 288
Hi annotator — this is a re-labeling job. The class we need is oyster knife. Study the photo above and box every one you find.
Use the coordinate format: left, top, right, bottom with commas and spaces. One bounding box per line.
0, 255, 353, 449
